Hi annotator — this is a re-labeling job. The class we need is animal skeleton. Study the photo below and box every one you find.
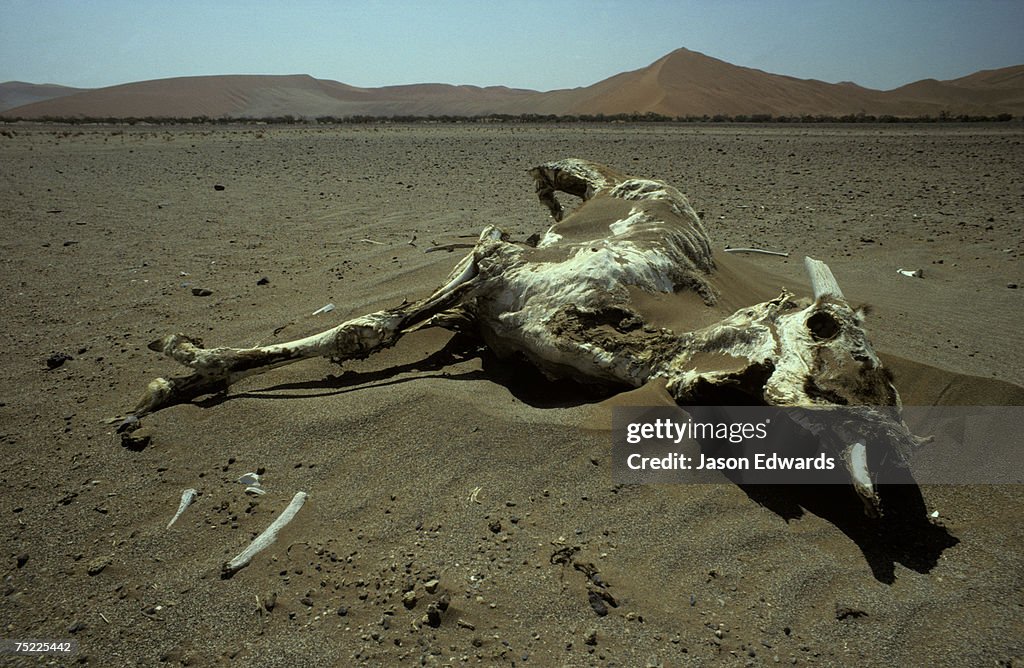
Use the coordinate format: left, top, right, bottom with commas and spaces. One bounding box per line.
123, 159, 918, 516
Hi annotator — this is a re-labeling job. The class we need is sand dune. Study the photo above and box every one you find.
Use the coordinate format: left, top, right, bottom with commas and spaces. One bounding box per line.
0, 81, 87, 112
4, 48, 1022, 119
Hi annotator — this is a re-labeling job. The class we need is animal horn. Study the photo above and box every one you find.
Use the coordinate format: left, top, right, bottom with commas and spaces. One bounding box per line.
804, 256, 845, 301
843, 441, 880, 518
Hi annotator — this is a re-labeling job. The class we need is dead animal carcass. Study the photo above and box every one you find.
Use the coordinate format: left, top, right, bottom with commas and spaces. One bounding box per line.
123, 158, 919, 516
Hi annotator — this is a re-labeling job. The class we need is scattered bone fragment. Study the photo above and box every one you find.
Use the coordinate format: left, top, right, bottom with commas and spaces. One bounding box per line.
167, 488, 198, 528
222, 491, 307, 577
238, 472, 266, 496
897, 268, 923, 278
723, 247, 790, 257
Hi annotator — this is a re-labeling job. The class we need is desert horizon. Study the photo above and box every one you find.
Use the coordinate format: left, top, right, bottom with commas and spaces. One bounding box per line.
4, 47, 1023, 121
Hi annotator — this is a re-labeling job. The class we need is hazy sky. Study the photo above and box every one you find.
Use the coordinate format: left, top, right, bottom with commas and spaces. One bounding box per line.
2, 0, 1022, 92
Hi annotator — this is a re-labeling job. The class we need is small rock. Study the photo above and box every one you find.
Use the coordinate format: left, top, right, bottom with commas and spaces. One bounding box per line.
588, 590, 608, 617
423, 578, 440, 594
835, 604, 868, 620
67, 621, 86, 634
1008, 283, 1018, 289
213, 184, 226, 191
584, 629, 598, 646
86, 556, 111, 576
264, 592, 277, 612
256, 277, 270, 286
300, 596, 313, 607
121, 427, 153, 451
46, 352, 73, 369
337, 605, 348, 617
15, 553, 28, 568
424, 603, 443, 628
402, 590, 418, 610
191, 287, 213, 297
488, 519, 501, 534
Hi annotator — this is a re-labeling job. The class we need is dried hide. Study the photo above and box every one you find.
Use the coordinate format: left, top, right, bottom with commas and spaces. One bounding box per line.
122, 158, 918, 516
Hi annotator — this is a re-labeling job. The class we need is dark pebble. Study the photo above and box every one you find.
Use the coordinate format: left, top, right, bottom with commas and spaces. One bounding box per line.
191, 287, 213, 297
213, 184, 225, 191
257, 277, 270, 286
588, 590, 608, 617
1008, 283, 1018, 289
835, 604, 868, 620
337, 605, 348, 616
121, 428, 152, 452
67, 621, 86, 634
46, 352, 73, 369
15, 553, 28, 568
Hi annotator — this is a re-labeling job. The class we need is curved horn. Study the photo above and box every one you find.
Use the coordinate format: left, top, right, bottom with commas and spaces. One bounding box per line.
804, 256, 845, 301
844, 442, 880, 518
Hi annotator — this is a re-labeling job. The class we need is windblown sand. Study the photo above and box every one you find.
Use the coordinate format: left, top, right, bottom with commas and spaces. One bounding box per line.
0, 123, 1021, 666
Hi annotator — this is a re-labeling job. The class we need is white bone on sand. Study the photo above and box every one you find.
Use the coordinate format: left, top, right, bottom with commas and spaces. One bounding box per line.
122, 159, 919, 517
222, 491, 307, 576
166, 488, 198, 529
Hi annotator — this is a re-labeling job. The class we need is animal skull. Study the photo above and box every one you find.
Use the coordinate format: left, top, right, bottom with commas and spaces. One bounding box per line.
122, 158, 917, 517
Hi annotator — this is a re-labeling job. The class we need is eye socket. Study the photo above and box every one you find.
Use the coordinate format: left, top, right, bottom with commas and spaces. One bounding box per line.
807, 311, 841, 341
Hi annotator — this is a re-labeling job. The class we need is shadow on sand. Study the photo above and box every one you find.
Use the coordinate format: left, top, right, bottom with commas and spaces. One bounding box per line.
189, 334, 958, 584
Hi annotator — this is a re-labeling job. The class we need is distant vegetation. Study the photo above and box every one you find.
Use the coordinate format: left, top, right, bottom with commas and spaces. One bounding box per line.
1, 111, 1016, 125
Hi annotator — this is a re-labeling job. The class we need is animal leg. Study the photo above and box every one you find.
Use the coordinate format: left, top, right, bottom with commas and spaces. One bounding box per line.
120, 238, 492, 421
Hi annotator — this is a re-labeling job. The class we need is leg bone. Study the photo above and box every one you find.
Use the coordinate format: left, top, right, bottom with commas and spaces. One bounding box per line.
122, 244, 485, 420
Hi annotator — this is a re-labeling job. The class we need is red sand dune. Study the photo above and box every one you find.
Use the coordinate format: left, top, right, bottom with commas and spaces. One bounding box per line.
0, 81, 87, 112
3, 48, 1022, 119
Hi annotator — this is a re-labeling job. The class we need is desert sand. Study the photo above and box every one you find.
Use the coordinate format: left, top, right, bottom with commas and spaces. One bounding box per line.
0, 122, 1021, 666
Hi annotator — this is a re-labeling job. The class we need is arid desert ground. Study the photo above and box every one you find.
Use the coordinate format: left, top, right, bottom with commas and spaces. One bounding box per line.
1, 123, 1022, 666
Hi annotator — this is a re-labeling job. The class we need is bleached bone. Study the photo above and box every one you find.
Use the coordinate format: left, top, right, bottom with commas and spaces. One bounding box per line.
125, 159, 916, 517
222, 491, 307, 576
723, 247, 790, 257
167, 488, 198, 529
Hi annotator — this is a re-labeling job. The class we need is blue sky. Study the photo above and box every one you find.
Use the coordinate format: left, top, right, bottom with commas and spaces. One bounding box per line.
1, 0, 1022, 91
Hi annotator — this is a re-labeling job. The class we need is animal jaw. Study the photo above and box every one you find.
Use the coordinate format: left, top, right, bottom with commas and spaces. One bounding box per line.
120, 159, 914, 517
